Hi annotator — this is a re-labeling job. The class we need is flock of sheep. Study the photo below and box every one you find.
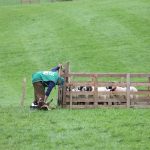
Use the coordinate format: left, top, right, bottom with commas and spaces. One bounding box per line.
67, 85, 138, 100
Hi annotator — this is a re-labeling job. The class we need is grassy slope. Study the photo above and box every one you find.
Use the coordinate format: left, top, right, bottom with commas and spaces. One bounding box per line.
0, 107, 150, 150
0, 0, 150, 149
0, 0, 150, 104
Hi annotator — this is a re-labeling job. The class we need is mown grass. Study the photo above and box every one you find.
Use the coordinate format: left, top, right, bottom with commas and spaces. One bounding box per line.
0, 106, 150, 150
0, 0, 150, 149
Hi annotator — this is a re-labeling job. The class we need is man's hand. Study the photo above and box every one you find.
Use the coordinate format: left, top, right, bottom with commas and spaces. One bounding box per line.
44, 95, 48, 102
58, 64, 63, 69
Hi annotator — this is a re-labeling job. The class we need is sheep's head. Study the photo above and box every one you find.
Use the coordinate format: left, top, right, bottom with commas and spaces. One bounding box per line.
106, 86, 116, 91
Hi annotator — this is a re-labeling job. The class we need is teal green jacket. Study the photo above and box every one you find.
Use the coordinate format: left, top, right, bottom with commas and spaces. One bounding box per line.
32, 71, 59, 84
32, 66, 64, 97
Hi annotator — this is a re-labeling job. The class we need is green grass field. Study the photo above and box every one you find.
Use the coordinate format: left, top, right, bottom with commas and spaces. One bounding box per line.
0, 0, 150, 149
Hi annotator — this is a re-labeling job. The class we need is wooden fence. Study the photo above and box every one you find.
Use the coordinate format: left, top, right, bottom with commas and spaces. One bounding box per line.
58, 63, 150, 109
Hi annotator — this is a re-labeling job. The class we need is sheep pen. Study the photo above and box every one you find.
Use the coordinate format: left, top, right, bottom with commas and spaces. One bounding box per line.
58, 63, 150, 109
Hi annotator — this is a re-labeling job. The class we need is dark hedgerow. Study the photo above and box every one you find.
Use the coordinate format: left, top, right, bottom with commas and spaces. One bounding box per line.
0, 0, 73, 6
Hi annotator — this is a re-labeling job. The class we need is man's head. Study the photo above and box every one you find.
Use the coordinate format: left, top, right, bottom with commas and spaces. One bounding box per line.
59, 68, 65, 76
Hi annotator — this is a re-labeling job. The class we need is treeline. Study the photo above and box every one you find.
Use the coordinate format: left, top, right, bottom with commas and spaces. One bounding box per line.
0, 0, 73, 6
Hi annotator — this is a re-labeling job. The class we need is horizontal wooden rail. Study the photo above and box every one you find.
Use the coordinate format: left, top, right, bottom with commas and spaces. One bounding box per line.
64, 105, 127, 109
130, 74, 150, 77
130, 82, 150, 86
66, 82, 150, 87
130, 105, 150, 108
67, 73, 150, 78
65, 98, 127, 103
66, 91, 150, 95
68, 73, 127, 77
66, 91, 94, 95
66, 82, 94, 86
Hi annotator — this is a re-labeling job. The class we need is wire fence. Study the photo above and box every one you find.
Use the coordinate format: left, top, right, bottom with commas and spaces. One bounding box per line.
0, 0, 72, 6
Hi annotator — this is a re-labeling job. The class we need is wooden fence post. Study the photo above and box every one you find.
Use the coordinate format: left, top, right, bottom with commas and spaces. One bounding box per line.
70, 86, 72, 109
58, 86, 63, 106
93, 75, 98, 107
126, 74, 131, 108
20, 77, 26, 107
62, 62, 69, 108
65, 62, 70, 83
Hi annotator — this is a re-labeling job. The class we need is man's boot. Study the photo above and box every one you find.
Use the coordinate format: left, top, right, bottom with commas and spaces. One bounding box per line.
38, 98, 49, 110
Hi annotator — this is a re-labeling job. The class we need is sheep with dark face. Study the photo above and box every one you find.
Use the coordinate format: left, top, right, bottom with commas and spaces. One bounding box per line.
66, 86, 80, 92
77, 86, 94, 98
107, 86, 138, 99
82, 86, 94, 91
67, 86, 114, 100
66, 86, 80, 99
77, 86, 85, 91
67, 86, 94, 92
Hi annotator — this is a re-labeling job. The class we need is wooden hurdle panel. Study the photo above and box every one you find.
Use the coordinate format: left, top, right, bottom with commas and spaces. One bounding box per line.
96, 73, 127, 107
65, 82, 95, 109
129, 74, 150, 108
61, 73, 127, 108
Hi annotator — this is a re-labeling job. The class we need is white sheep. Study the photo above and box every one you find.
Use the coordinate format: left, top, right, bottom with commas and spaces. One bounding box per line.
111, 86, 138, 99
97, 87, 111, 99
